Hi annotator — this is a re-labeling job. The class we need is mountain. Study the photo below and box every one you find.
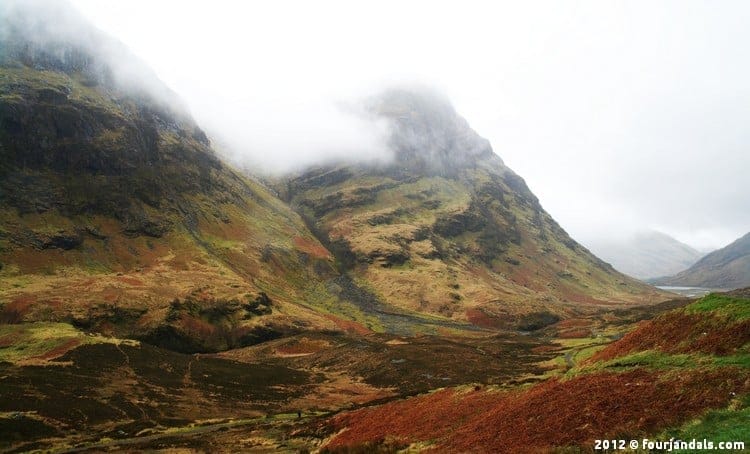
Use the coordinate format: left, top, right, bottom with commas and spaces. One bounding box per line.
279, 88, 665, 329
655, 232, 750, 289
585, 230, 704, 280
0, 0, 347, 352
0, 3, 685, 451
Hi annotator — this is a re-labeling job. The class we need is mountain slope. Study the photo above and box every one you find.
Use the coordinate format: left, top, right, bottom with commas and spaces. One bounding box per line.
656, 232, 750, 289
586, 230, 704, 280
0, 1, 347, 351
280, 88, 665, 329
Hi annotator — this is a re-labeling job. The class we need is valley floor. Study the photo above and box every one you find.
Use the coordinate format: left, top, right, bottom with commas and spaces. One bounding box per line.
4, 292, 740, 453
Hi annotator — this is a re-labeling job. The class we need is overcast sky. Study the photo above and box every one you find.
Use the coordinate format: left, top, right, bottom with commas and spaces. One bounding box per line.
68, 0, 750, 251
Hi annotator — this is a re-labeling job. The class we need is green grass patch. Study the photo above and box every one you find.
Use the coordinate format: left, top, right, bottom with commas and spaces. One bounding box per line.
202, 233, 244, 251
604, 350, 704, 369
714, 354, 750, 369
0, 323, 84, 363
572, 350, 710, 376
662, 400, 750, 453
0, 322, 128, 363
686, 293, 750, 321
575, 349, 750, 377
571, 344, 607, 363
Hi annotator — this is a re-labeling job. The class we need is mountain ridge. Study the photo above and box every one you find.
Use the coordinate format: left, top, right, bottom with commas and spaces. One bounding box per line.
279, 88, 666, 328
586, 230, 704, 280
655, 232, 750, 289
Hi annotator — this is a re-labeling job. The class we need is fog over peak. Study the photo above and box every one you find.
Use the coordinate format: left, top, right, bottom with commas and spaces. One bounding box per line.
0, 0, 189, 117
20, 0, 750, 250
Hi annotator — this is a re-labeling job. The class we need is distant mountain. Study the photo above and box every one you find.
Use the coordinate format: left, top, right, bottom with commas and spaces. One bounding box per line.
279, 88, 665, 329
585, 230, 704, 280
655, 232, 750, 289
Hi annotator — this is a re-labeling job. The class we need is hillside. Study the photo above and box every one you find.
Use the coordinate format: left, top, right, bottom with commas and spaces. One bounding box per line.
656, 232, 750, 289
0, 1, 349, 352
280, 88, 665, 329
316, 290, 750, 452
586, 230, 704, 280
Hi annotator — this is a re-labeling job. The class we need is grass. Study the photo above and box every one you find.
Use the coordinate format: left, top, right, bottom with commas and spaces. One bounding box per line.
662, 396, 750, 453
599, 350, 703, 370
685, 293, 750, 321
0, 322, 133, 364
714, 354, 750, 368
537, 336, 611, 378
572, 348, 750, 377
0, 322, 83, 363
0, 67, 126, 119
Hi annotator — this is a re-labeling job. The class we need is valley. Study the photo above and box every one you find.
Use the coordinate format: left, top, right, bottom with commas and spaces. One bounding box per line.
1, 2, 748, 452
1, 294, 696, 452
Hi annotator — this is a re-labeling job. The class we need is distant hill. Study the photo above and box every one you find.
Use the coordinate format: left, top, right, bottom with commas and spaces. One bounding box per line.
655, 232, 750, 289
586, 230, 704, 280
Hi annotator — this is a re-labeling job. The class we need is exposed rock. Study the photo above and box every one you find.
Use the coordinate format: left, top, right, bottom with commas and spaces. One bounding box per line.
42, 231, 83, 250
433, 208, 486, 237
369, 249, 410, 268
517, 312, 561, 331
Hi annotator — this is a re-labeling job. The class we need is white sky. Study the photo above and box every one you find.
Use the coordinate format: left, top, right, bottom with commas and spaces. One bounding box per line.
68, 0, 750, 251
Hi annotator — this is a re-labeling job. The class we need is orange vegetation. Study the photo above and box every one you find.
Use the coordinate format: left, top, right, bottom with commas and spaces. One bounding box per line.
293, 236, 332, 259
31, 338, 81, 361
0, 296, 36, 323
557, 328, 592, 339
324, 367, 750, 453
591, 311, 750, 362
554, 318, 592, 329
117, 276, 144, 286
275, 338, 331, 356
323, 314, 371, 336
465, 308, 505, 329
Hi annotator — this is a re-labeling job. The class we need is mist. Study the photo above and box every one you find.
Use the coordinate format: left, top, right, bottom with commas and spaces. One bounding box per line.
19, 0, 750, 251
0, 0, 193, 120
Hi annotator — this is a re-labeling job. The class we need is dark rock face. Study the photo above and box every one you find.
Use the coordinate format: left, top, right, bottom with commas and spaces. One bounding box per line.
0, 3, 245, 240
517, 312, 561, 331
9, 228, 84, 250
0, 62, 254, 239
42, 231, 83, 250
111, 293, 282, 353
368, 249, 410, 268
433, 207, 487, 237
